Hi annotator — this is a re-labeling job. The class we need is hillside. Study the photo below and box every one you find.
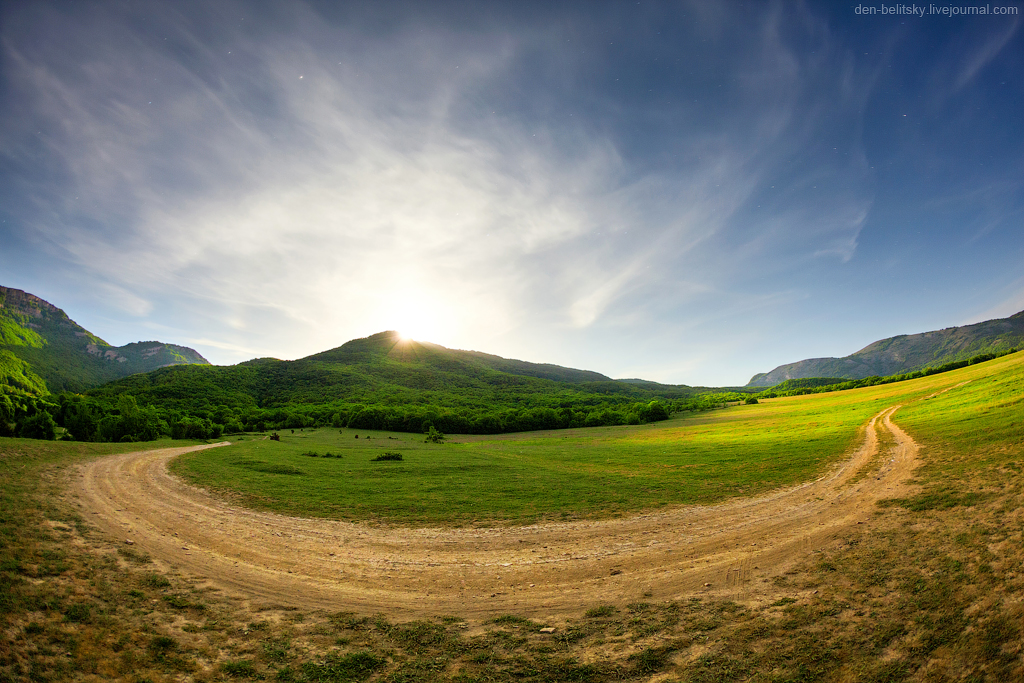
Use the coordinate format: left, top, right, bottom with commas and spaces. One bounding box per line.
0, 286, 209, 394
89, 330, 700, 412
85, 331, 703, 435
307, 334, 611, 384
748, 310, 1024, 386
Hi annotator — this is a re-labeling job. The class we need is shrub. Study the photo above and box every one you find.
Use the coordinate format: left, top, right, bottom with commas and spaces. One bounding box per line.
371, 452, 403, 462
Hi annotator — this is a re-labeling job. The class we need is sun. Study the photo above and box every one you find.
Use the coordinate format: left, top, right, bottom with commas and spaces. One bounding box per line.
387, 303, 443, 344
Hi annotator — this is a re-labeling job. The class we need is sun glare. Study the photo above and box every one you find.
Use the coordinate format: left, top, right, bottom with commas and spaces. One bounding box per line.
386, 301, 445, 345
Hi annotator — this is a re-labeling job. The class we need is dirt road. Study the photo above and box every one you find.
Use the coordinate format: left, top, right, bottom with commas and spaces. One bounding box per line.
70, 406, 919, 621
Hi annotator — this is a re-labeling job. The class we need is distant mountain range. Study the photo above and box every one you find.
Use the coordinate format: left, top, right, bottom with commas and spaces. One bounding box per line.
747, 310, 1024, 387
0, 286, 209, 394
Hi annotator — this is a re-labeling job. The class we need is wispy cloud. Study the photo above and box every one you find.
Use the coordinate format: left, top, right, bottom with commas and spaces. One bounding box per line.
13, 0, 1011, 385
953, 16, 1020, 91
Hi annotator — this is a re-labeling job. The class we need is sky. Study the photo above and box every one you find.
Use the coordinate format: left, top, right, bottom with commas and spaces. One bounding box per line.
1, 0, 1022, 386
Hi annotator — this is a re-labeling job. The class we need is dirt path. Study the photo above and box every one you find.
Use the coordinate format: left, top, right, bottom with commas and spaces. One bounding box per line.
69, 406, 920, 622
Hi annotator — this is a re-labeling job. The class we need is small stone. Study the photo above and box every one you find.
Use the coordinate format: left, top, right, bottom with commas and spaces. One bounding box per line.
610, 569, 622, 576
703, 582, 711, 587
124, 539, 134, 545
539, 627, 556, 633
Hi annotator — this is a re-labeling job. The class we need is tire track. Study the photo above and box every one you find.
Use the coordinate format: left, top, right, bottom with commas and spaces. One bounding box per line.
70, 405, 920, 620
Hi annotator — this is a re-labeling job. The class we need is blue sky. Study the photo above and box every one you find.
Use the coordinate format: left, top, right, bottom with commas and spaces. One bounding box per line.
1, 1, 1021, 386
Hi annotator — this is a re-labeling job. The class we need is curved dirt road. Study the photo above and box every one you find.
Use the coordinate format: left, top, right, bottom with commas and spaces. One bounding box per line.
70, 406, 919, 620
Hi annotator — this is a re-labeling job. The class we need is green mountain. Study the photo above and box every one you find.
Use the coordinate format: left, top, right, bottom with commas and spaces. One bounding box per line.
88, 330, 701, 413
306, 333, 611, 384
85, 331, 706, 435
747, 310, 1024, 387
0, 286, 210, 394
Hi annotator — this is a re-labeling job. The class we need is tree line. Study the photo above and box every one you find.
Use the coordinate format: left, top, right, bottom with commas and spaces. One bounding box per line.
1, 392, 699, 443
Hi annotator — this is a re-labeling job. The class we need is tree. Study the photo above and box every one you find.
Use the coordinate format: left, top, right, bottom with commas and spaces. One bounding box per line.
18, 410, 57, 440
643, 401, 670, 422
98, 395, 165, 442
0, 394, 14, 436
62, 396, 101, 441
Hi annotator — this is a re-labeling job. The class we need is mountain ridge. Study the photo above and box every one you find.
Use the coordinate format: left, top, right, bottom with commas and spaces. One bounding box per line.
305, 331, 613, 384
0, 285, 210, 394
747, 310, 1024, 386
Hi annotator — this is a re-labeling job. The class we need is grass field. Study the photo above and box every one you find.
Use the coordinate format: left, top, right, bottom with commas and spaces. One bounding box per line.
2, 352, 1022, 681
170, 357, 991, 526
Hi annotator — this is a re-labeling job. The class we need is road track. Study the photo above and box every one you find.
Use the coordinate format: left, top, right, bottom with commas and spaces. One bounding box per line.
70, 406, 920, 621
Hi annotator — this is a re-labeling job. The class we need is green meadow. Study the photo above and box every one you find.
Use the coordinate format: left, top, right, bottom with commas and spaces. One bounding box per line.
170, 352, 1024, 526
3, 351, 1023, 681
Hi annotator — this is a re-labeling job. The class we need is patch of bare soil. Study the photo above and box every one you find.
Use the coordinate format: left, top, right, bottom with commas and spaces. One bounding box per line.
69, 406, 920, 623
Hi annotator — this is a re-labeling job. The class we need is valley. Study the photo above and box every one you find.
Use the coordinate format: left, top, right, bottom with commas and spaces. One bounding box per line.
2, 351, 1021, 680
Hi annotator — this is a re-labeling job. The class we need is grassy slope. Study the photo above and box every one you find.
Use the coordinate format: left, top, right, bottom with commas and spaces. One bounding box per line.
1, 353, 1022, 681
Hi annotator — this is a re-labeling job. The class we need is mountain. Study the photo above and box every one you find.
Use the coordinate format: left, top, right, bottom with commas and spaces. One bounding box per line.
89, 330, 696, 412
305, 331, 612, 384
0, 286, 209, 394
747, 310, 1024, 387
85, 330, 701, 434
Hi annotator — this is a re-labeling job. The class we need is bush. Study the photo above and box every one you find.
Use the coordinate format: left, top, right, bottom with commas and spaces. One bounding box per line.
425, 426, 446, 443
371, 452, 403, 462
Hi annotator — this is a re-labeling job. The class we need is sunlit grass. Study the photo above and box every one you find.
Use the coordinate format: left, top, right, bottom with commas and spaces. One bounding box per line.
170, 353, 1024, 526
